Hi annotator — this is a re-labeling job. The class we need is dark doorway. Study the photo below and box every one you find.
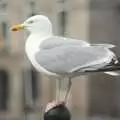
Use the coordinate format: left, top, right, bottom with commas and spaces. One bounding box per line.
0, 70, 8, 110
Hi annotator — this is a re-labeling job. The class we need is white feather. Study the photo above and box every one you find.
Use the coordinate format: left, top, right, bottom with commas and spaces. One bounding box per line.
104, 71, 120, 76
91, 44, 116, 48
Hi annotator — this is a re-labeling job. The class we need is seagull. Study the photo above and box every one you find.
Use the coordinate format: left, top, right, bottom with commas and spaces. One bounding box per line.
11, 15, 120, 103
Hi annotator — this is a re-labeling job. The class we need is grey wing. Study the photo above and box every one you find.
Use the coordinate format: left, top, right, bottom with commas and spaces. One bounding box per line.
35, 45, 114, 75
40, 36, 89, 49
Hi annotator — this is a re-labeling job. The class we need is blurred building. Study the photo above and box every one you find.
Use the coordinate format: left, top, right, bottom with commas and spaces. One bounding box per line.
0, 0, 119, 120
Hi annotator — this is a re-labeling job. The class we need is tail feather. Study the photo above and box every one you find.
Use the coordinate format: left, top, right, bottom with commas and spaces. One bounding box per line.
91, 44, 116, 48
104, 71, 120, 76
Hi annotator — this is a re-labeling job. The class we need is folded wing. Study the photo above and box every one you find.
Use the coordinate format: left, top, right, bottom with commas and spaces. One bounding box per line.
35, 45, 116, 75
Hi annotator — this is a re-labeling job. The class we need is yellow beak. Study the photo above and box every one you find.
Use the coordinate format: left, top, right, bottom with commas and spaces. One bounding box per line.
11, 24, 25, 31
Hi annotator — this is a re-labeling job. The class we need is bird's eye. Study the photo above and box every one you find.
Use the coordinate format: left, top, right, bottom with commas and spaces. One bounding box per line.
27, 20, 34, 24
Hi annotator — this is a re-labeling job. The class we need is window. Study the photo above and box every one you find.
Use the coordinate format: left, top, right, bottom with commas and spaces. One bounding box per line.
29, 1, 35, 10
0, 1, 7, 11
29, 1, 36, 17
0, 1, 8, 51
0, 3, 7, 10
58, 11, 67, 36
0, 21, 9, 51
23, 68, 39, 100
31, 69, 38, 99
0, 70, 8, 110
1, 21, 7, 39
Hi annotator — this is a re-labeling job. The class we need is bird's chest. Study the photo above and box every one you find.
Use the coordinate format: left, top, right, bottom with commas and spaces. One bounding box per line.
25, 39, 40, 61
25, 39, 57, 75
25, 40, 42, 71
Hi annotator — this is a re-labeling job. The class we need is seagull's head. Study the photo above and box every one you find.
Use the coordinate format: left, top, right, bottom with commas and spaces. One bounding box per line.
11, 15, 52, 34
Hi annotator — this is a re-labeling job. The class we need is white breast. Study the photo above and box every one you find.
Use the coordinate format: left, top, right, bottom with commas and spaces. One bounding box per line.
25, 34, 57, 76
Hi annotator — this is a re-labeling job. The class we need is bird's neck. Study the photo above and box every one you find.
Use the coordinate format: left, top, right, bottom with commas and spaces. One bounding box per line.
30, 31, 52, 38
